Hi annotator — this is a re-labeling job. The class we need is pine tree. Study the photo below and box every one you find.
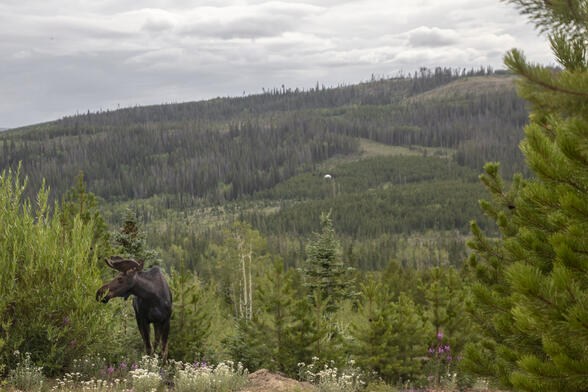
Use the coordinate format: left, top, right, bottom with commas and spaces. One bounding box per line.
420, 267, 470, 388
463, 1, 588, 390
168, 259, 211, 362
420, 267, 469, 354
352, 282, 428, 383
228, 259, 317, 376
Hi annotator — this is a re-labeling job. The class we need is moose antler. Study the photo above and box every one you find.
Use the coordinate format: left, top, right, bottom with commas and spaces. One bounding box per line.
104, 257, 143, 272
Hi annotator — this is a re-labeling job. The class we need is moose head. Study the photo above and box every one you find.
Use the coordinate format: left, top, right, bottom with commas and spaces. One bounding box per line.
96, 256, 145, 303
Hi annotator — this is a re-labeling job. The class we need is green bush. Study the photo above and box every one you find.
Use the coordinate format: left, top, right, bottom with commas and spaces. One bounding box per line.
0, 167, 123, 375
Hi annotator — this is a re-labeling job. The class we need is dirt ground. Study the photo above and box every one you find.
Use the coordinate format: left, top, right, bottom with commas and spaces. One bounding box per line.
242, 369, 316, 392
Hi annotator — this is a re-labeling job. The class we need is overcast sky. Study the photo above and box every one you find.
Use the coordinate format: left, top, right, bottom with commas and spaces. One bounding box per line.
0, 0, 554, 129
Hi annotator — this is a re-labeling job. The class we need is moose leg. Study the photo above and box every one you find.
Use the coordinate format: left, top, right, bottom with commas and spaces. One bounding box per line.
133, 298, 153, 355
160, 319, 170, 364
153, 322, 162, 353
136, 318, 153, 355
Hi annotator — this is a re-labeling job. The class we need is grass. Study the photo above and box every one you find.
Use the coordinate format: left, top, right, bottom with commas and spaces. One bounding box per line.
409, 75, 516, 102
317, 139, 454, 172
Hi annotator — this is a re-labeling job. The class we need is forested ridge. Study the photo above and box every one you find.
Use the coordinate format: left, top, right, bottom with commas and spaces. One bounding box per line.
0, 68, 525, 271
1, 68, 526, 203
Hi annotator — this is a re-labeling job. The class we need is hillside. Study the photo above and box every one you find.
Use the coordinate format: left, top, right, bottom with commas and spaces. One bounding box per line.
0, 68, 525, 270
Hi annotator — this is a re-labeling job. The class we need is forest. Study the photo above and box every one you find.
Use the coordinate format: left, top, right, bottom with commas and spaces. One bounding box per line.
1, 0, 587, 391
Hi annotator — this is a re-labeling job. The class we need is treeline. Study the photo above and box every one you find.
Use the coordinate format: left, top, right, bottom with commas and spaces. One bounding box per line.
29, 66, 487, 131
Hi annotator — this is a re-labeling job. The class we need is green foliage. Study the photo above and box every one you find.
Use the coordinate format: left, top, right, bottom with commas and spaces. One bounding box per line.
228, 261, 327, 376
255, 155, 479, 201
61, 171, 111, 260
205, 222, 270, 320
168, 263, 212, 362
0, 71, 527, 208
420, 267, 470, 356
248, 179, 493, 240
113, 210, 159, 266
351, 288, 428, 384
0, 167, 123, 375
229, 260, 297, 373
301, 211, 356, 311
464, 1, 588, 390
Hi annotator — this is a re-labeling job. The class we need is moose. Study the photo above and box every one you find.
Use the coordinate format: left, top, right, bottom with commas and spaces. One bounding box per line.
96, 256, 172, 363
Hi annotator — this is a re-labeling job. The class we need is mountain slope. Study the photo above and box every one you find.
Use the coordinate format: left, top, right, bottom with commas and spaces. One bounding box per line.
0, 70, 526, 207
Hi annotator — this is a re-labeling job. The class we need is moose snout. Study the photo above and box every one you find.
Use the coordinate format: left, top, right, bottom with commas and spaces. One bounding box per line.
96, 287, 110, 303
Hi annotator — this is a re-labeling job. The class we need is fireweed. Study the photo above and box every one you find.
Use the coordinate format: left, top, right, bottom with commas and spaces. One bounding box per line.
298, 357, 364, 392
425, 332, 461, 389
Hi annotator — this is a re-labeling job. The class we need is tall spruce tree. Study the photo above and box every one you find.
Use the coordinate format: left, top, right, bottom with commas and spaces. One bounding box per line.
113, 210, 159, 266
463, 1, 588, 391
301, 211, 355, 312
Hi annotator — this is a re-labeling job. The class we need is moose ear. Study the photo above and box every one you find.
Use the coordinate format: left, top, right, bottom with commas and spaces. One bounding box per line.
137, 259, 145, 271
105, 257, 141, 272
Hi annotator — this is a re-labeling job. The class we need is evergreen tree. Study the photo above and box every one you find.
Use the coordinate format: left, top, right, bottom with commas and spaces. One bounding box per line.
60, 171, 111, 259
420, 267, 469, 353
301, 211, 355, 312
229, 260, 302, 375
113, 210, 159, 266
352, 283, 428, 384
463, 1, 588, 390
168, 258, 211, 362
419, 267, 470, 387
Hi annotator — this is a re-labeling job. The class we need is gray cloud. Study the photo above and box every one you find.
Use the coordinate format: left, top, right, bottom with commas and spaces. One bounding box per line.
407, 27, 459, 48
0, 0, 554, 129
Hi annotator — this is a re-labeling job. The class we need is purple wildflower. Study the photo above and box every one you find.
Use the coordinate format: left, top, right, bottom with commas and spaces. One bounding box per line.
200, 361, 207, 368
457, 355, 463, 361
69, 339, 76, 347
447, 355, 452, 362
108, 365, 114, 374
444, 345, 450, 352
438, 347, 444, 353
63, 317, 70, 326
100, 369, 106, 376
437, 332, 443, 340
131, 362, 137, 370
120, 362, 127, 369
428, 347, 435, 354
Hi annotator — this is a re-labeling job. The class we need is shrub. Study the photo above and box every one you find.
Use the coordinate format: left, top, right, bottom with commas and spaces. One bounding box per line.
0, 168, 122, 375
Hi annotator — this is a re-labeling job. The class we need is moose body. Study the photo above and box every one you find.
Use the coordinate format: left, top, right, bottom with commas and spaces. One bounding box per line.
96, 257, 172, 363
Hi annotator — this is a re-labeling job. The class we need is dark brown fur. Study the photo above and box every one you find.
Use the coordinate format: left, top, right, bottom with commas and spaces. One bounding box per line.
96, 257, 172, 363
